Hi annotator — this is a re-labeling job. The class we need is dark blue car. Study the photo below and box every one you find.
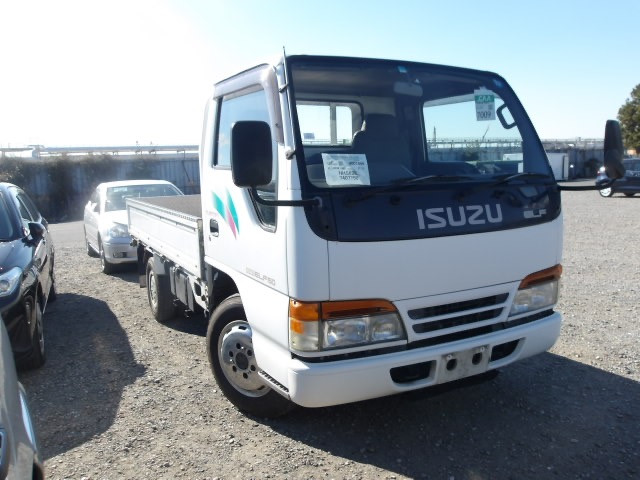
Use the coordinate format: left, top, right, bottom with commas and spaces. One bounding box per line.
597, 158, 640, 197
0, 183, 56, 370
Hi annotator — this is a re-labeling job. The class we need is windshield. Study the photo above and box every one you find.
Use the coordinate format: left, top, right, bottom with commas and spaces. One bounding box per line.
105, 184, 182, 212
290, 57, 551, 190
0, 194, 17, 241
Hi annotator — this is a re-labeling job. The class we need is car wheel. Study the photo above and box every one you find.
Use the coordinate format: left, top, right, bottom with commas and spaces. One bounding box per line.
206, 295, 294, 418
599, 187, 613, 197
146, 260, 175, 323
99, 239, 116, 274
18, 295, 45, 370
624, 193, 635, 197
85, 229, 99, 257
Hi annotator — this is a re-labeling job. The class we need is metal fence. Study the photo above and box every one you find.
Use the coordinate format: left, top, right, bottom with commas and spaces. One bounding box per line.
2, 154, 200, 221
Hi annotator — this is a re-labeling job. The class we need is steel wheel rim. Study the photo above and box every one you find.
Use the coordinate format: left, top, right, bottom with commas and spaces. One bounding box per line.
600, 188, 612, 197
218, 320, 268, 397
148, 271, 159, 311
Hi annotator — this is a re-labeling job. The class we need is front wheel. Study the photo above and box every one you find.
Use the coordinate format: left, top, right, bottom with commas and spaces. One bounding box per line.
17, 295, 45, 370
599, 187, 613, 197
206, 295, 293, 418
624, 193, 635, 197
85, 228, 98, 257
99, 240, 116, 274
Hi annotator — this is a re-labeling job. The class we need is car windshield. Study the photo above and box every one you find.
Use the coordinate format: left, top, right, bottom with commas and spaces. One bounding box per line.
290, 57, 551, 190
0, 194, 16, 241
105, 184, 181, 212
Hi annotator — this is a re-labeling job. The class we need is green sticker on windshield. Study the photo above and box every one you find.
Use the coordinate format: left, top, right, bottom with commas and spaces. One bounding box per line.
474, 88, 495, 121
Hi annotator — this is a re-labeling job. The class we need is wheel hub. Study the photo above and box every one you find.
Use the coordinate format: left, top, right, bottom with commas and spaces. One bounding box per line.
234, 351, 249, 370
218, 321, 266, 395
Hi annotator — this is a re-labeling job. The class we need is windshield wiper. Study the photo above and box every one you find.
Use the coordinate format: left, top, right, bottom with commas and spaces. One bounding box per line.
456, 172, 553, 201
345, 174, 472, 206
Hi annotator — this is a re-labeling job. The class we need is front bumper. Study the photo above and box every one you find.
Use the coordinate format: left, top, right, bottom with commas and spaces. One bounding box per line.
286, 312, 561, 408
102, 239, 137, 265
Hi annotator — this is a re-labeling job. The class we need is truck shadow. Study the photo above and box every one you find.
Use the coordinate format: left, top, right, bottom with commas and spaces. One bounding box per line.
111, 266, 139, 284
18, 293, 145, 459
266, 353, 639, 479
163, 311, 208, 337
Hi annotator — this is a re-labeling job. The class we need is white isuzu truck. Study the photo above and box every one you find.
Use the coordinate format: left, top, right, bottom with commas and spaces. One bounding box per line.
127, 54, 624, 417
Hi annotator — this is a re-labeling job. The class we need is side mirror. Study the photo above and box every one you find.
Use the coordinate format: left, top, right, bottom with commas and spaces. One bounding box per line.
603, 120, 625, 179
28, 222, 46, 240
231, 121, 273, 187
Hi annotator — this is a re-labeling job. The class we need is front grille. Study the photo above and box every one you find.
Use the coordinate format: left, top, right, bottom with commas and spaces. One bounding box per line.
408, 293, 509, 339
408, 293, 508, 320
409, 310, 553, 349
413, 308, 503, 333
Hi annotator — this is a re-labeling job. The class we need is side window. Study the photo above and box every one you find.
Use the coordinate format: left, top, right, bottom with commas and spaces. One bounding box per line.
215, 88, 277, 229
17, 192, 41, 222
216, 89, 272, 167
9, 188, 36, 227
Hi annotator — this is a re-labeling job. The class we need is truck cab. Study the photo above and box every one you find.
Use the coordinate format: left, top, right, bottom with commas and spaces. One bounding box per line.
197, 55, 565, 415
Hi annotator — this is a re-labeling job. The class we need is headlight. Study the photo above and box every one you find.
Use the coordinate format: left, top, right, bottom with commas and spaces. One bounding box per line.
108, 222, 129, 239
0, 267, 22, 297
289, 299, 406, 352
510, 265, 561, 317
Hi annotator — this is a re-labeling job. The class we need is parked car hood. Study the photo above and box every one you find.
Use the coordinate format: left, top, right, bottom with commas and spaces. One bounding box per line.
0, 240, 22, 273
98, 210, 128, 227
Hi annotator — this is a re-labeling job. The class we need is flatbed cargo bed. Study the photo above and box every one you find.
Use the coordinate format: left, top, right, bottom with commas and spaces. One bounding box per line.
127, 195, 204, 278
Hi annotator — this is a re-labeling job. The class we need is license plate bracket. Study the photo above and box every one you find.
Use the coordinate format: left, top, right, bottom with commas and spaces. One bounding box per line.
437, 345, 490, 383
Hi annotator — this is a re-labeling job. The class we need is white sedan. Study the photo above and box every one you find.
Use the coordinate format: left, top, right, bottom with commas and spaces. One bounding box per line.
83, 180, 183, 274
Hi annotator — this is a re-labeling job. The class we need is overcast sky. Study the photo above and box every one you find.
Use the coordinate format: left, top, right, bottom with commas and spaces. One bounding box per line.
1, 0, 638, 147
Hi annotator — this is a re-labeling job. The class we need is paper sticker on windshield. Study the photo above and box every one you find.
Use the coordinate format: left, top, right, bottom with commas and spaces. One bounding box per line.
322, 153, 371, 186
474, 88, 496, 121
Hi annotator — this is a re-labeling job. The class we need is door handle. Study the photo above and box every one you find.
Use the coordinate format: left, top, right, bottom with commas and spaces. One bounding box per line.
209, 219, 219, 236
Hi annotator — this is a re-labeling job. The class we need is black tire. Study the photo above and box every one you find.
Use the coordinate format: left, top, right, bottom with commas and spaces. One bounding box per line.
85, 229, 99, 257
99, 239, 116, 274
17, 295, 45, 370
624, 193, 635, 197
206, 295, 294, 418
146, 259, 175, 323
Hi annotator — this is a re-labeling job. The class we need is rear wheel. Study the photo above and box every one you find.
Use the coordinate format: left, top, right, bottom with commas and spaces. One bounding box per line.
17, 295, 45, 370
624, 193, 635, 197
146, 259, 175, 323
599, 187, 613, 197
206, 295, 293, 418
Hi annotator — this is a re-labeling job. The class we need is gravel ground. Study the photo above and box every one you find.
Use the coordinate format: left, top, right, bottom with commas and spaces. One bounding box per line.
19, 182, 640, 480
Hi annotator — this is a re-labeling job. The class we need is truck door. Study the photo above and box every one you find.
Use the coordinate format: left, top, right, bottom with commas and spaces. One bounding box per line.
201, 75, 289, 299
